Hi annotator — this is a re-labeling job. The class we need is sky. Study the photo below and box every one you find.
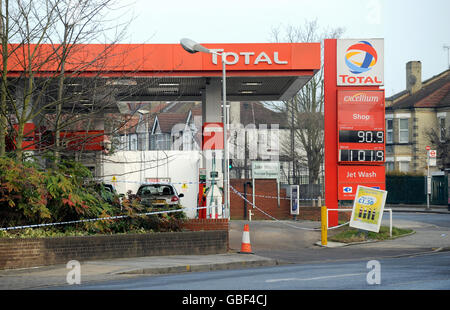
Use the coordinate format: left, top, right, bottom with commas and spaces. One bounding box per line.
117, 0, 450, 97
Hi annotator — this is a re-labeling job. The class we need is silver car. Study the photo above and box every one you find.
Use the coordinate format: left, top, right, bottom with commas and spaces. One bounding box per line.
136, 183, 184, 208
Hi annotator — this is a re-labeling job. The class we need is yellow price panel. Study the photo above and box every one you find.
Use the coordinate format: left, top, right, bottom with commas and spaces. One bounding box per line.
350, 185, 387, 233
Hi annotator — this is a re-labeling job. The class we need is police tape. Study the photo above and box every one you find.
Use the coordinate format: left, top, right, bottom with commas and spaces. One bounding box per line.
102, 179, 207, 186
0, 205, 213, 232
231, 191, 320, 201
230, 185, 349, 231
104, 179, 320, 201
229, 186, 320, 231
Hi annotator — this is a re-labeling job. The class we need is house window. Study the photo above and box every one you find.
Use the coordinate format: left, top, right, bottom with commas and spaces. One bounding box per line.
129, 134, 137, 151
137, 133, 147, 151
398, 161, 409, 173
399, 119, 409, 143
386, 119, 393, 144
118, 135, 127, 150
150, 133, 171, 150
439, 117, 446, 142
385, 161, 394, 172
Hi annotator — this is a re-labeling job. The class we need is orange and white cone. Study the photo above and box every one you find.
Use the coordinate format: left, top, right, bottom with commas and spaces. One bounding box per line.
239, 224, 253, 254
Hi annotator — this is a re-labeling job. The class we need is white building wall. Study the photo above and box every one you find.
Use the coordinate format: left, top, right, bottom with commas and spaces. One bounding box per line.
102, 150, 202, 218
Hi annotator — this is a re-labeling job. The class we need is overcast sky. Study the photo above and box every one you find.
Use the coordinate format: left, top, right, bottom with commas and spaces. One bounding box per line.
120, 0, 450, 97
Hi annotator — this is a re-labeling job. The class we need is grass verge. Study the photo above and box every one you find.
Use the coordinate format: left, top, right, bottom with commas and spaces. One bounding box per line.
329, 226, 414, 243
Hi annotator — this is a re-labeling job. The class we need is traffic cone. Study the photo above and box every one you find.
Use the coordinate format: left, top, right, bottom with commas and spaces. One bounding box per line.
239, 224, 253, 254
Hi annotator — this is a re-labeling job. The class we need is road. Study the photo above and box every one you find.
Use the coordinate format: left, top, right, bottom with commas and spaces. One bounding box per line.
229, 212, 450, 264
47, 212, 450, 290
52, 250, 450, 290
388, 212, 450, 228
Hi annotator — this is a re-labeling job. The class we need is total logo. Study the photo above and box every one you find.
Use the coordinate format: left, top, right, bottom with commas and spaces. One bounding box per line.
337, 39, 384, 86
345, 41, 377, 74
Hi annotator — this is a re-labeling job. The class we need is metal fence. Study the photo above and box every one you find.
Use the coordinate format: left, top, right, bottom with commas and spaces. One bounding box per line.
386, 175, 448, 205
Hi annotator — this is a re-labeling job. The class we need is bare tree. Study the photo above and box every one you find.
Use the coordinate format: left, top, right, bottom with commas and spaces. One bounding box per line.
268, 19, 344, 184
426, 126, 450, 171
0, 0, 137, 162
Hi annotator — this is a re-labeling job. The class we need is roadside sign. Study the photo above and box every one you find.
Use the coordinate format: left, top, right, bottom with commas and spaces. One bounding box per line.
290, 185, 300, 215
349, 185, 387, 233
426, 146, 430, 151
338, 165, 385, 200
112, 176, 117, 183
428, 150, 436, 166
251, 161, 280, 209
251, 161, 280, 179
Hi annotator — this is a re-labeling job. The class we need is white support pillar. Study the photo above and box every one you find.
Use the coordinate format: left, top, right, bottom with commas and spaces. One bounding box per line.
201, 78, 225, 217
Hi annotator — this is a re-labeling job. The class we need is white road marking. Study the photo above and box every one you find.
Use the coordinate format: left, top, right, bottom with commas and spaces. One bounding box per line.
265, 273, 366, 283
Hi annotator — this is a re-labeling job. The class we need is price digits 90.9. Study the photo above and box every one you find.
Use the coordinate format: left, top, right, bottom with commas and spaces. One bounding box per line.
339, 130, 384, 143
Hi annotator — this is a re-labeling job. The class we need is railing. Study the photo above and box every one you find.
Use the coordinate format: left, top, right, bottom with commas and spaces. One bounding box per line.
320, 207, 393, 246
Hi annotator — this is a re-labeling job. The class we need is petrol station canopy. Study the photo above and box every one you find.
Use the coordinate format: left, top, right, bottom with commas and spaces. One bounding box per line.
7, 43, 321, 112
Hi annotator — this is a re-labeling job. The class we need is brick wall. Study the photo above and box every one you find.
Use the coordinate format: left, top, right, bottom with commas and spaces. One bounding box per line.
230, 179, 351, 222
230, 179, 291, 220
0, 230, 228, 270
182, 219, 229, 231
296, 207, 351, 222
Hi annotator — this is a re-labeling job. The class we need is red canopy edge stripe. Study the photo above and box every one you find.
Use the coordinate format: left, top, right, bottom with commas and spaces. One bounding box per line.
5, 43, 321, 74
6, 70, 317, 78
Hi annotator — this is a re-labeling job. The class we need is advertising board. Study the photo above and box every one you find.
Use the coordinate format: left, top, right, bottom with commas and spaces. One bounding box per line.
337, 39, 384, 86
349, 185, 387, 232
338, 165, 385, 200
290, 185, 300, 215
337, 90, 385, 164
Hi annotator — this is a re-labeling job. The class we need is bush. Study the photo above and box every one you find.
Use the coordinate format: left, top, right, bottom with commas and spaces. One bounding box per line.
0, 156, 187, 235
0, 157, 50, 227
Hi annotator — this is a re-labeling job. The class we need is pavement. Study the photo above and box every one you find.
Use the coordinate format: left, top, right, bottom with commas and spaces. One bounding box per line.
386, 204, 450, 214
0, 205, 449, 290
0, 253, 280, 290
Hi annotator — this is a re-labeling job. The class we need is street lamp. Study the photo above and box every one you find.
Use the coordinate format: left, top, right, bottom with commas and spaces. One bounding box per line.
180, 38, 230, 219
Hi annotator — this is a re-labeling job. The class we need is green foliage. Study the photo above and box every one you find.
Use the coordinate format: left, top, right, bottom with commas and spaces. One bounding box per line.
0, 156, 187, 236
329, 226, 414, 243
0, 157, 50, 227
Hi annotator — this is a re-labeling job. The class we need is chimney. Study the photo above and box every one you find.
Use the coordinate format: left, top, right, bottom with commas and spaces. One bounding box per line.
406, 61, 422, 94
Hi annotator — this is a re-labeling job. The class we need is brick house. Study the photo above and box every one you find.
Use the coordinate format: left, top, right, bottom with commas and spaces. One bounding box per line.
385, 61, 450, 175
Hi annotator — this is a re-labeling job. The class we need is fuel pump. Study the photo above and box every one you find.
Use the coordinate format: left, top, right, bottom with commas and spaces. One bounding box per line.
205, 151, 223, 218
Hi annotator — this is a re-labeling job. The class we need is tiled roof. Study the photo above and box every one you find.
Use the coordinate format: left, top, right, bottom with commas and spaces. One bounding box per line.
387, 70, 450, 110
240, 102, 288, 128
155, 113, 188, 133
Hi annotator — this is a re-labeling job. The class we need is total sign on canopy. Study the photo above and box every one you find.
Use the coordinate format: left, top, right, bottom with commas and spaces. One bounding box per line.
337, 39, 384, 86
